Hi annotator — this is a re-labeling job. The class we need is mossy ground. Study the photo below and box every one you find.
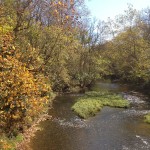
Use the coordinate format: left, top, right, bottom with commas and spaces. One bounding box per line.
144, 114, 150, 124
72, 91, 130, 119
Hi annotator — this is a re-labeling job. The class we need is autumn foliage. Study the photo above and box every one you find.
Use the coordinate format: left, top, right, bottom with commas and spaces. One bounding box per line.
50, 0, 81, 27
1, 1, 150, 149
0, 0, 87, 149
0, 33, 51, 136
0, 1, 86, 141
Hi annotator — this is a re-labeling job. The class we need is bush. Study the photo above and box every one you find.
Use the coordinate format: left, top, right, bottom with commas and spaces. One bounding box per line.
0, 33, 51, 136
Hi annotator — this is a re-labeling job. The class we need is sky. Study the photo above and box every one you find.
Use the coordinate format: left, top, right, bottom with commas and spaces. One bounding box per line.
85, 0, 150, 21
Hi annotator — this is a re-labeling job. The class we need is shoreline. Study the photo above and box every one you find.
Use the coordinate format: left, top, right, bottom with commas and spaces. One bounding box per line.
16, 114, 52, 150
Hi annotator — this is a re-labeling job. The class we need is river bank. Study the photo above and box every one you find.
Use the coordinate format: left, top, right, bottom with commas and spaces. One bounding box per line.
16, 114, 52, 150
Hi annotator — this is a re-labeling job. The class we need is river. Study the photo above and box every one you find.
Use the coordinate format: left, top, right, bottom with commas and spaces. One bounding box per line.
30, 80, 150, 150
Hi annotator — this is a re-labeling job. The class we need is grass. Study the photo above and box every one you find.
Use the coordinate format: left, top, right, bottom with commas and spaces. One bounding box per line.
0, 134, 23, 150
72, 98, 103, 119
72, 91, 130, 119
144, 114, 150, 124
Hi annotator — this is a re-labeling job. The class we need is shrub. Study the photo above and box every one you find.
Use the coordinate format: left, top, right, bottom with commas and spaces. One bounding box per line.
0, 33, 51, 136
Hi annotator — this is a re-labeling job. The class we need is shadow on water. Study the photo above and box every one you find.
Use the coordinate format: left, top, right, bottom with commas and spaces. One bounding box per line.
30, 80, 150, 150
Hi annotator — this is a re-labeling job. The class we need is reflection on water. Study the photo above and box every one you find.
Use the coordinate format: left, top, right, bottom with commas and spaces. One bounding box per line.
92, 80, 129, 92
30, 80, 150, 150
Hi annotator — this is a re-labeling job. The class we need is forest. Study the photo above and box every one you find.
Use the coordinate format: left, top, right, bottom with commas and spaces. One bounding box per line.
0, 0, 150, 149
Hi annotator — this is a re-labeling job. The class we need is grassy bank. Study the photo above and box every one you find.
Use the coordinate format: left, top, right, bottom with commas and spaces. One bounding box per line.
0, 134, 23, 150
0, 114, 53, 150
72, 91, 130, 119
144, 114, 150, 124
0, 92, 56, 150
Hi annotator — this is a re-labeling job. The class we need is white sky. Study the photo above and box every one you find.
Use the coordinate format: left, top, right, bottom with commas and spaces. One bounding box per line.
86, 0, 150, 21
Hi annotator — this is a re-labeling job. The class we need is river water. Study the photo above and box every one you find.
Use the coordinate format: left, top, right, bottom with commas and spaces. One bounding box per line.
30, 81, 150, 150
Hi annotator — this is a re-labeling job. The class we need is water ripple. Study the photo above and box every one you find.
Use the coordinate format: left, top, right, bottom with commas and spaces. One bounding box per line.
122, 135, 150, 150
51, 117, 89, 128
123, 109, 150, 116
123, 94, 145, 104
